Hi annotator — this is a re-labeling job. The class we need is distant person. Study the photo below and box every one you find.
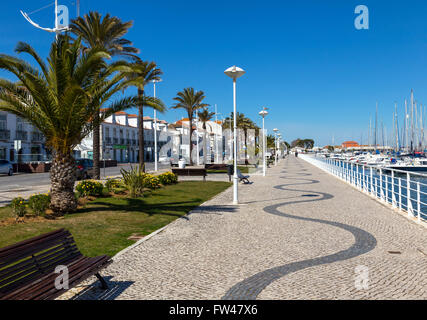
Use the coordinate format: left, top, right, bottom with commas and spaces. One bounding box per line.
295, 151, 298, 157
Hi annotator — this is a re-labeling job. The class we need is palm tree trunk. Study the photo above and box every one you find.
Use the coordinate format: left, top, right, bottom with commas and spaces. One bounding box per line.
189, 115, 193, 166
138, 88, 145, 172
50, 151, 77, 214
93, 113, 100, 179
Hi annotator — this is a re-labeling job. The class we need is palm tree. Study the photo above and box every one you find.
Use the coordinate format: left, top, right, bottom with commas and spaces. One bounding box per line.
0, 36, 141, 214
124, 61, 165, 171
197, 107, 215, 164
70, 12, 140, 179
171, 88, 209, 166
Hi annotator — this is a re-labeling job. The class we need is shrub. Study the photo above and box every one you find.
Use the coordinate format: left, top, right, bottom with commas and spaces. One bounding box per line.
11, 197, 26, 219
28, 193, 50, 216
76, 180, 104, 197
105, 178, 123, 192
121, 166, 146, 198
157, 172, 178, 185
143, 174, 161, 189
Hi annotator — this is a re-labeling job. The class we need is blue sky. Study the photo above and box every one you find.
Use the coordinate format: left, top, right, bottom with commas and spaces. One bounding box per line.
1, 0, 427, 146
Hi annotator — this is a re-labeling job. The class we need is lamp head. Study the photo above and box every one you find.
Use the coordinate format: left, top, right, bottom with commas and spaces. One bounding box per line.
259, 110, 268, 117
224, 66, 245, 80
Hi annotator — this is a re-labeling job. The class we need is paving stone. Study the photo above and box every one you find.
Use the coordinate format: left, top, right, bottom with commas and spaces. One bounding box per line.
57, 157, 427, 300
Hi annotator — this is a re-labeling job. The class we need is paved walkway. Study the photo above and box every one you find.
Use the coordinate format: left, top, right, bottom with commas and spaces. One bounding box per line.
60, 156, 427, 300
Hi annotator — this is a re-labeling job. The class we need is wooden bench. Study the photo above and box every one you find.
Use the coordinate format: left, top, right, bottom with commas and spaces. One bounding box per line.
0, 229, 112, 300
172, 168, 207, 181
204, 164, 228, 170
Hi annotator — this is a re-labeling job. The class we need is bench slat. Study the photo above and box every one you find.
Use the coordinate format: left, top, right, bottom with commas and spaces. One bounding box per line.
0, 229, 111, 300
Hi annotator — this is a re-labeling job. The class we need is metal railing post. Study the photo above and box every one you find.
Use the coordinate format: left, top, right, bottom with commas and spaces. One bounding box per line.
362, 166, 365, 192
370, 167, 373, 195
385, 174, 388, 204
379, 168, 383, 201
398, 178, 402, 211
407, 172, 412, 217
417, 182, 421, 223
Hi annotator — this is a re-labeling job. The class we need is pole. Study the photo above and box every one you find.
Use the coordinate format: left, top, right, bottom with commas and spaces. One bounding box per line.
262, 116, 266, 176
215, 104, 218, 164
54, 0, 58, 40
196, 113, 200, 166
274, 132, 277, 166
77, 0, 80, 17
233, 79, 238, 205
153, 81, 158, 172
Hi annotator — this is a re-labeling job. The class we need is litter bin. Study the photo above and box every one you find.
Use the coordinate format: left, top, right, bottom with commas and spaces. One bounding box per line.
178, 159, 186, 169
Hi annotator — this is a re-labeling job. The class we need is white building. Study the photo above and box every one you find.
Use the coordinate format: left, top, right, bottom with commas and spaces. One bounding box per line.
74, 111, 169, 163
0, 111, 47, 163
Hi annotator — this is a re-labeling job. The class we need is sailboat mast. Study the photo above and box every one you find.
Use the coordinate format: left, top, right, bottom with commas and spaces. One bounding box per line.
411, 90, 414, 152
375, 102, 378, 151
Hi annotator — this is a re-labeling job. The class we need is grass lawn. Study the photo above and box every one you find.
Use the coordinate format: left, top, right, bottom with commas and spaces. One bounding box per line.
0, 181, 230, 257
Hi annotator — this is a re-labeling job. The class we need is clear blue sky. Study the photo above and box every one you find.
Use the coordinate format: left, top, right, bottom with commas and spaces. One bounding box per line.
1, 0, 427, 146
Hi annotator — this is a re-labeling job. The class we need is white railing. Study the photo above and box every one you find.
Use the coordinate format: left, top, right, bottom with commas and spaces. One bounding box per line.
299, 154, 427, 224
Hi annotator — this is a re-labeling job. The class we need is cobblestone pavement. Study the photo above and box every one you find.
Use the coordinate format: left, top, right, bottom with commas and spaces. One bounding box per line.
59, 156, 427, 300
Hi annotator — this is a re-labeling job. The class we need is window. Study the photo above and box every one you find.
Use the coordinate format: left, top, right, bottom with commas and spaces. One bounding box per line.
0, 114, 6, 130
0, 148, 6, 160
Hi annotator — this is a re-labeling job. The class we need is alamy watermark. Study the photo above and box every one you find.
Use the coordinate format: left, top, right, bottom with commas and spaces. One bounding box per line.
354, 5, 369, 30
354, 265, 369, 290
55, 265, 69, 290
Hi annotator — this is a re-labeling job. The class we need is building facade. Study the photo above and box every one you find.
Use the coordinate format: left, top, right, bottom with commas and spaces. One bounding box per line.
0, 111, 47, 163
74, 111, 169, 163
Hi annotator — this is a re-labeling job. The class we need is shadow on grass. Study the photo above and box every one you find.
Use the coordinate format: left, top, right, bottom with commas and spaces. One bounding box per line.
75, 197, 238, 219
74, 197, 238, 221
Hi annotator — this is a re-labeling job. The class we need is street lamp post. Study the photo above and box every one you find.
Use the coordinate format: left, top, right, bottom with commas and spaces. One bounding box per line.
273, 128, 278, 166
152, 79, 162, 172
215, 104, 219, 164
225, 66, 245, 205
196, 113, 200, 166
259, 107, 268, 176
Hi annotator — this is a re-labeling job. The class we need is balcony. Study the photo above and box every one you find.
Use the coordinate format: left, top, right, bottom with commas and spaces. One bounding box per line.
31, 132, 44, 142
0, 129, 10, 141
15, 130, 28, 141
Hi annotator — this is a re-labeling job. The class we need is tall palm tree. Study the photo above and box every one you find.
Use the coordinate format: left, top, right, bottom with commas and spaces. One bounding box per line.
124, 61, 164, 171
0, 36, 141, 214
197, 107, 215, 164
70, 12, 140, 179
171, 88, 209, 166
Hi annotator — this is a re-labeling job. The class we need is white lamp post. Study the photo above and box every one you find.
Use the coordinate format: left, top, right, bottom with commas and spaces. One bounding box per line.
224, 65, 245, 205
196, 113, 200, 166
259, 107, 269, 176
152, 79, 162, 172
273, 128, 279, 166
